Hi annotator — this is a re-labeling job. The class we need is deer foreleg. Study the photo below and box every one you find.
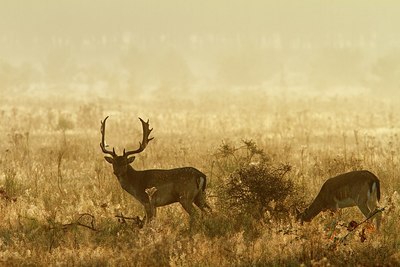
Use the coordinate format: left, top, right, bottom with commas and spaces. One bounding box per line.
144, 203, 156, 222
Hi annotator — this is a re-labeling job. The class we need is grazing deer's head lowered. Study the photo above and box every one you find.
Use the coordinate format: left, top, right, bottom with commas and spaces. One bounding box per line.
100, 116, 211, 223
298, 170, 382, 229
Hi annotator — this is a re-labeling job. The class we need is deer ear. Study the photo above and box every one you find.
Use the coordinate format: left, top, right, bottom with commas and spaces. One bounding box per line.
127, 156, 135, 164
104, 156, 114, 164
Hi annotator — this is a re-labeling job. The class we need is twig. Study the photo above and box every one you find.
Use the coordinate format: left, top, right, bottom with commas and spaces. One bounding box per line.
115, 215, 138, 221
49, 213, 97, 232
115, 213, 144, 228
338, 207, 385, 243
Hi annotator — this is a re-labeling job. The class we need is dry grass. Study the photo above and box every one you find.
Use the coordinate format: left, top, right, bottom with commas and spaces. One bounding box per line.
0, 89, 399, 266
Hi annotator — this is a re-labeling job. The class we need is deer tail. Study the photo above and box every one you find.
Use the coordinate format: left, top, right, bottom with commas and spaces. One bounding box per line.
201, 173, 207, 192
367, 171, 380, 202
195, 171, 207, 192
375, 179, 381, 202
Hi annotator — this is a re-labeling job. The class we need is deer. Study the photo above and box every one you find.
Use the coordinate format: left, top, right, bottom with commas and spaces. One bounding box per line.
100, 116, 211, 223
297, 170, 382, 229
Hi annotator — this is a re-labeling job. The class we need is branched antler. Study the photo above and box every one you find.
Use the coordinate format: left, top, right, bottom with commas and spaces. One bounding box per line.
124, 118, 154, 157
100, 116, 116, 157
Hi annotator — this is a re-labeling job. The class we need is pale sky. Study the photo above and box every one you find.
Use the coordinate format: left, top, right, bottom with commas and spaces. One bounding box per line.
2, 0, 400, 93
1, 0, 399, 39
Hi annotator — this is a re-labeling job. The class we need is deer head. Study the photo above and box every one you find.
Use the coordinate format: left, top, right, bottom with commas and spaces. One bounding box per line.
100, 116, 154, 177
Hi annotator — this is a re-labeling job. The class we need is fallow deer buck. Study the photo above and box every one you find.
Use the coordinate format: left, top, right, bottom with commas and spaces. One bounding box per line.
298, 170, 382, 228
100, 116, 211, 223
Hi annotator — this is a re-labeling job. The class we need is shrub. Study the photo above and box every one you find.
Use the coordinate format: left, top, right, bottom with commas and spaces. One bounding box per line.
213, 140, 301, 222
225, 163, 294, 220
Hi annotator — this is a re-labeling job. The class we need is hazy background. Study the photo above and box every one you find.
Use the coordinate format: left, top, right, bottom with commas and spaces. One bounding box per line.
2, 2, 400, 265
1, 0, 400, 98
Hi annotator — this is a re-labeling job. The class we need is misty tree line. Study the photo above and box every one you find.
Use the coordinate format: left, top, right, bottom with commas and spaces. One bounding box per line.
1, 34, 400, 94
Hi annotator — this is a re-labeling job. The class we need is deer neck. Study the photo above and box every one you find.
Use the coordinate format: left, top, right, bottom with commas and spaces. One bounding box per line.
302, 198, 324, 222
115, 165, 137, 190
115, 166, 147, 204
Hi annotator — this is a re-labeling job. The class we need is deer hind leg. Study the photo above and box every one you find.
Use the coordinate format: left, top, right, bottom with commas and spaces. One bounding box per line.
371, 208, 382, 230
194, 192, 212, 213
367, 183, 382, 229
356, 185, 382, 229
357, 202, 372, 219
358, 202, 381, 229
179, 197, 196, 217
180, 195, 203, 224
180, 197, 204, 230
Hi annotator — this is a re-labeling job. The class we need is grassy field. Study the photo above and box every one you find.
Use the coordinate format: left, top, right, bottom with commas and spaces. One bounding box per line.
0, 89, 399, 266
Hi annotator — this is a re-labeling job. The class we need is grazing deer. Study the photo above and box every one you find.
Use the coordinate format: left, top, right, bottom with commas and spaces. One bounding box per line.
100, 116, 211, 223
298, 170, 381, 228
